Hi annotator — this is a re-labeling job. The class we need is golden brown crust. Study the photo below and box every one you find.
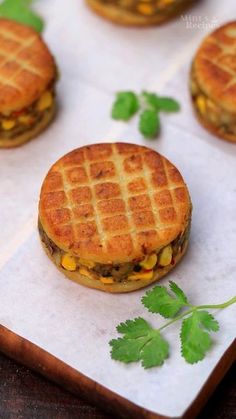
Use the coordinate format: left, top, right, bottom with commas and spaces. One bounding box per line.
0, 103, 56, 148
194, 21, 236, 114
192, 97, 236, 143
86, 0, 194, 26
40, 233, 189, 293
0, 19, 56, 114
39, 143, 191, 264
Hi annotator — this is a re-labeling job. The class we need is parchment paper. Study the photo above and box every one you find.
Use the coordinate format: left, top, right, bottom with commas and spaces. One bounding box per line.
0, 0, 236, 417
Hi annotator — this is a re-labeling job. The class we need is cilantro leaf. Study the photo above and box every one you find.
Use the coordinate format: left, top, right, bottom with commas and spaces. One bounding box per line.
110, 336, 149, 363
0, 0, 44, 32
141, 91, 160, 111
139, 109, 160, 138
169, 281, 189, 304
180, 310, 219, 364
111, 91, 139, 121
141, 333, 169, 368
154, 97, 180, 112
110, 317, 169, 368
195, 311, 219, 332
141, 91, 180, 113
142, 282, 187, 318
117, 317, 152, 338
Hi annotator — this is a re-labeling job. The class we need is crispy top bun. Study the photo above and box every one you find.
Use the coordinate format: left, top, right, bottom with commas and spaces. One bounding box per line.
0, 19, 56, 115
39, 143, 191, 264
193, 21, 236, 113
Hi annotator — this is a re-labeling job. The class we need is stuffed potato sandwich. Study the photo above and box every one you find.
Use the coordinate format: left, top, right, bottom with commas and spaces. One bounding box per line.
38, 143, 192, 293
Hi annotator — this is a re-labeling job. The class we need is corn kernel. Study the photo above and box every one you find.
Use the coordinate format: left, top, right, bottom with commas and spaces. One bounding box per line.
61, 253, 77, 271
79, 258, 95, 268
2, 119, 16, 130
18, 115, 34, 125
100, 277, 114, 284
159, 245, 172, 267
140, 253, 157, 270
196, 95, 206, 115
79, 267, 95, 279
128, 270, 154, 281
37, 91, 53, 111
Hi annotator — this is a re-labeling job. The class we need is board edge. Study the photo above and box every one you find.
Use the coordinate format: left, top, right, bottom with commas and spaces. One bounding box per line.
0, 325, 235, 419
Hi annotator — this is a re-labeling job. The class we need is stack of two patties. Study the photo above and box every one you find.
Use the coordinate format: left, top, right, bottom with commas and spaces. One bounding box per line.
0, 19, 57, 148
38, 143, 192, 293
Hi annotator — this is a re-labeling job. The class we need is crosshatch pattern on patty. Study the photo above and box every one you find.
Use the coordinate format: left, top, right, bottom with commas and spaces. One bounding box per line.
0, 19, 56, 114
39, 143, 191, 263
194, 21, 236, 112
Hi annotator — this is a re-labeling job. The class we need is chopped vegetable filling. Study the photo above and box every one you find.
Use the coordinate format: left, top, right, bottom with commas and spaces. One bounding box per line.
0, 89, 54, 139
38, 219, 190, 286
97, 0, 178, 17
191, 67, 236, 135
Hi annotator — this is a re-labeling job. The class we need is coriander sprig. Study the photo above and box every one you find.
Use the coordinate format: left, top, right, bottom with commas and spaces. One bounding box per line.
0, 0, 44, 32
109, 281, 236, 369
111, 90, 180, 139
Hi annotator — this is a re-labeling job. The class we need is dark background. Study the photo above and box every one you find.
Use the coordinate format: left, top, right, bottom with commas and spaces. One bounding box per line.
0, 353, 235, 419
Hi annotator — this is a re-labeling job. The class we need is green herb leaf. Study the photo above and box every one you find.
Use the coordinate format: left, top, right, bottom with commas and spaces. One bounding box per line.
109, 281, 235, 370
110, 336, 149, 363
141, 91, 160, 111
0, 0, 44, 33
141, 91, 180, 113
117, 317, 152, 338
195, 310, 219, 332
142, 282, 187, 318
139, 109, 160, 138
141, 332, 169, 368
180, 310, 219, 364
154, 96, 180, 112
111, 91, 139, 121
110, 317, 169, 368
169, 281, 189, 305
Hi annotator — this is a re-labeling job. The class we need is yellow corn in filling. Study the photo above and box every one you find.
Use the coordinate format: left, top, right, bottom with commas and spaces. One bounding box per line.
100, 277, 114, 284
2, 119, 16, 130
60, 244, 175, 284
18, 115, 34, 125
196, 95, 206, 115
79, 267, 96, 280
37, 91, 53, 111
79, 258, 95, 268
128, 270, 154, 281
1, 91, 53, 131
61, 254, 77, 271
79, 267, 114, 284
191, 69, 236, 133
159, 245, 173, 266
140, 253, 157, 270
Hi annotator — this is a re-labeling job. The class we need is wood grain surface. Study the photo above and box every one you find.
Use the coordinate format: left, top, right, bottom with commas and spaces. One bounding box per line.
0, 353, 235, 419
0, 325, 235, 419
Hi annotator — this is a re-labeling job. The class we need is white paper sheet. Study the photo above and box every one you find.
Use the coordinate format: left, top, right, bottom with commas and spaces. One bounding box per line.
0, 0, 236, 417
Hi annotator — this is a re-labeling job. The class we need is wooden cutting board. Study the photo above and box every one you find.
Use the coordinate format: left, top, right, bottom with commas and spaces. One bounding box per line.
0, 325, 235, 419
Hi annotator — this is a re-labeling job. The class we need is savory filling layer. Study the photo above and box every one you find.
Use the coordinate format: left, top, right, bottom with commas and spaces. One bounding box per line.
0, 88, 55, 140
38, 220, 190, 285
191, 66, 236, 136
95, 0, 181, 17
